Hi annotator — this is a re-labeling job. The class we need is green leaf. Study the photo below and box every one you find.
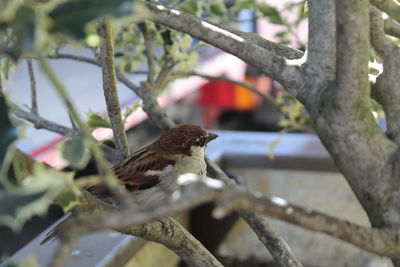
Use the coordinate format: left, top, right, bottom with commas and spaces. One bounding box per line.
56, 190, 79, 211
0, 6, 36, 60
258, 3, 284, 25
0, 95, 18, 182
49, 0, 135, 39
179, 0, 199, 15
86, 111, 112, 129
209, 2, 227, 16
232, 0, 256, 12
160, 29, 173, 47
268, 130, 287, 160
123, 102, 142, 124
0, 189, 47, 228
0, 164, 76, 231
59, 137, 89, 169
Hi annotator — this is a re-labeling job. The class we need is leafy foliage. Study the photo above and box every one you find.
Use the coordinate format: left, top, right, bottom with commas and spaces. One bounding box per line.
0, 95, 17, 175
275, 92, 311, 131
49, 0, 135, 39
86, 111, 112, 129
59, 137, 90, 169
0, 164, 77, 231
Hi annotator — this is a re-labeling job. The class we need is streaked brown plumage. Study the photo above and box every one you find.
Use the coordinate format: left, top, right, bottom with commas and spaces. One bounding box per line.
87, 124, 218, 205
41, 124, 217, 245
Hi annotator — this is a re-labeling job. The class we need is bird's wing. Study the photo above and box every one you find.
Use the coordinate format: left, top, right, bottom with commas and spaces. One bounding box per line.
86, 148, 175, 201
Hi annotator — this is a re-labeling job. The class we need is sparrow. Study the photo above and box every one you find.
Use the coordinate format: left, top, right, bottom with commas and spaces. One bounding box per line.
86, 124, 218, 206
41, 124, 218, 244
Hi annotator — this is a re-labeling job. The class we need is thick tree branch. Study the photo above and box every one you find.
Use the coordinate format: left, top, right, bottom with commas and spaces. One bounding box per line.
371, 0, 400, 23
98, 21, 130, 160
303, 0, 336, 92
303, 0, 399, 230
214, 24, 303, 60
146, 2, 304, 96
51, 189, 223, 267
121, 217, 223, 267
370, 7, 400, 144
54, 174, 400, 259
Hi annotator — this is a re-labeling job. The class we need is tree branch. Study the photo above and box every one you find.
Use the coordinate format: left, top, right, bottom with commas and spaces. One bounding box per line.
371, 0, 400, 23
55, 174, 400, 259
302, 0, 399, 230
370, 7, 400, 144
384, 17, 400, 38
47, 53, 176, 132
184, 71, 277, 109
47, 46, 302, 266
303, 0, 336, 93
51, 189, 223, 267
140, 22, 156, 85
116, 71, 176, 131
145, 2, 304, 96
238, 212, 303, 267
214, 24, 303, 60
38, 56, 133, 205
27, 59, 38, 116
98, 21, 130, 160
13, 106, 79, 136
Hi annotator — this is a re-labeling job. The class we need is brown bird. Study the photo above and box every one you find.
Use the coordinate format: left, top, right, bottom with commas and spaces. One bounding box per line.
87, 124, 218, 205
41, 124, 218, 244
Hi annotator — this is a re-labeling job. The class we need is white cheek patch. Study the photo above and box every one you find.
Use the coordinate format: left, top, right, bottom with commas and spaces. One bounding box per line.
190, 146, 205, 159
144, 170, 163, 176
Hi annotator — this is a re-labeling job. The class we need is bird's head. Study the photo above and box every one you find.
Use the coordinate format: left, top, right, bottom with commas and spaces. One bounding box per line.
154, 124, 218, 156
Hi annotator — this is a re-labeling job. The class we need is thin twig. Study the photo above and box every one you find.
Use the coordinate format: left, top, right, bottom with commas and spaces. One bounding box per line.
38, 56, 133, 205
140, 22, 156, 85
154, 59, 176, 93
48, 53, 100, 66
47, 53, 176, 131
13, 106, 79, 136
184, 71, 278, 109
27, 60, 38, 116
239, 211, 303, 267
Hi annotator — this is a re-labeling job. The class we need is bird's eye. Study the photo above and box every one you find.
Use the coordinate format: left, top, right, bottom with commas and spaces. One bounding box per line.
195, 137, 206, 147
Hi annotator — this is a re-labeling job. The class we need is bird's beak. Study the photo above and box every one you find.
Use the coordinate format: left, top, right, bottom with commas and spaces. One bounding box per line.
206, 132, 218, 143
